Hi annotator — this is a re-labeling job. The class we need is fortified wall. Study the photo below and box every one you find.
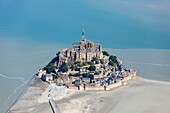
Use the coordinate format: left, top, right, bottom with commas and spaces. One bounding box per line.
69, 71, 137, 91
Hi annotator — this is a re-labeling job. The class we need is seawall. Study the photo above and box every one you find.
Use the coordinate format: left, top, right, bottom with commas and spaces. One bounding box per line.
69, 71, 137, 91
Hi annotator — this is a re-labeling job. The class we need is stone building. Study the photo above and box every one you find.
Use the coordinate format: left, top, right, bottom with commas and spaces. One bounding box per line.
57, 31, 103, 67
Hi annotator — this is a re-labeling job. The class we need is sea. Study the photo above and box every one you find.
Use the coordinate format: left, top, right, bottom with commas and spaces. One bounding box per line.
0, 0, 170, 113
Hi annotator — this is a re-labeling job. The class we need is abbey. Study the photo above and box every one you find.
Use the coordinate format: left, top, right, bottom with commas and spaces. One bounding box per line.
57, 31, 103, 67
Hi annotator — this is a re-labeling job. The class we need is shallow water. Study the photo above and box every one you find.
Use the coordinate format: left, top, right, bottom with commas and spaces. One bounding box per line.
110, 49, 170, 82
0, 0, 170, 49
0, 42, 62, 113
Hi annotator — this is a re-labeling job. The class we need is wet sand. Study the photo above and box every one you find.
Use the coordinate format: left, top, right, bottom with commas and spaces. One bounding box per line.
9, 77, 170, 113
56, 78, 170, 113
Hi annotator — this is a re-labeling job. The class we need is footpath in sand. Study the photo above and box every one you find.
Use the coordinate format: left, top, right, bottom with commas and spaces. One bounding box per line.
9, 78, 170, 113
8, 79, 72, 113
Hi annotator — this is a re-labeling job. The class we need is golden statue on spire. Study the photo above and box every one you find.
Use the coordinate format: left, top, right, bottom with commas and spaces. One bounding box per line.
82, 23, 85, 36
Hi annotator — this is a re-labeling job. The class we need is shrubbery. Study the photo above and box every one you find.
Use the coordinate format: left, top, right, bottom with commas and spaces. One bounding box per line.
108, 55, 118, 66
44, 63, 56, 74
44, 57, 57, 73
102, 51, 110, 56
59, 63, 68, 73
100, 59, 104, 64
88, 65, 96, 71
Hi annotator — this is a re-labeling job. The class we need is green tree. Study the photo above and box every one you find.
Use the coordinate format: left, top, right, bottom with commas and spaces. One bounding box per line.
82, 62, 87, 66
91, 57, 100, 64
59, 63, 68, 73
82, 73, 88, 78
75, 61, 81, 64
88, 65, 96, 71
102, 51, 110, 56
70, 65, 74, 71
108, 61, 114, 66
94, 71, 100, 75
75, 66, 80, 71
75, 61, 82, 67
68, 73, 73, 76
74, 73, 81, 77
109, 55, 118, 64
87, 61, 93, 65
50, 57, 57, 64
100, 59, 104, 64
92, 57, 98, 62
96, 60, 100, 64
54, 75, 58, 79
89, 74, 94, 80
44, 63, 55, 74
44, 56, 59, 74
82, 58, 85, 61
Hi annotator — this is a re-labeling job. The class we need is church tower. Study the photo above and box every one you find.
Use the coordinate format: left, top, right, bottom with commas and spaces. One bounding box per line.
81, 24, 86, 43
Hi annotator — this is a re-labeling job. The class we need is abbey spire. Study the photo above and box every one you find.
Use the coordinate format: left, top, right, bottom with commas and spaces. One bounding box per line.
82, 24, 85, 37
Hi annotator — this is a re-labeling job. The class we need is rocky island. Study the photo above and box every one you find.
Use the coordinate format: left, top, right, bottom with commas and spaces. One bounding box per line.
9, 31, 170, 113
37, 30, 137, 91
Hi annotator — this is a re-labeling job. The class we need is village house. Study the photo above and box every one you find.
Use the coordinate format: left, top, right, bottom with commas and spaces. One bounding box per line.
37, 69, 46, 79
45, 74, 53, 84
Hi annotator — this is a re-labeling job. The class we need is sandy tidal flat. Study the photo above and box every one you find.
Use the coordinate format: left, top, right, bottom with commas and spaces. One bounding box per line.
56, 78, 170, 113
9, 78, 170, 113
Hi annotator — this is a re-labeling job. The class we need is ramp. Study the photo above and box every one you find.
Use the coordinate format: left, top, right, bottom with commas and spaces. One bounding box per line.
49, 99, 61, 113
